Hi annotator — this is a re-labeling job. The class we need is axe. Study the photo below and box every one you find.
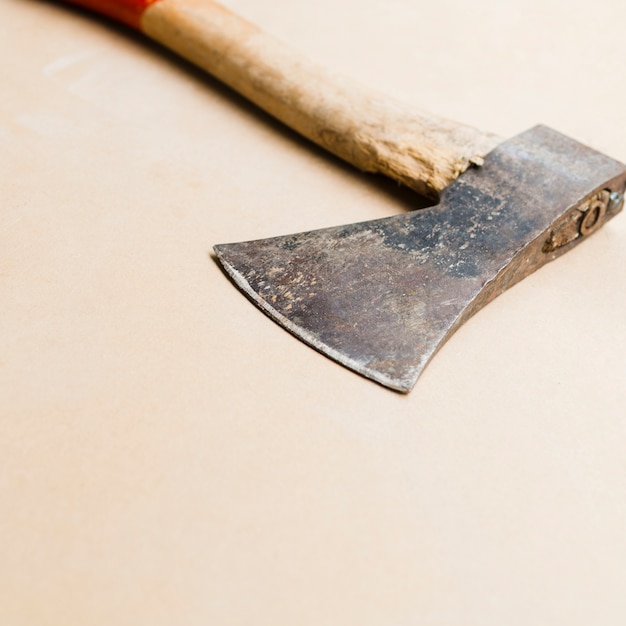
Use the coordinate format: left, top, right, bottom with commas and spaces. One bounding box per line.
60, 0, 626, 392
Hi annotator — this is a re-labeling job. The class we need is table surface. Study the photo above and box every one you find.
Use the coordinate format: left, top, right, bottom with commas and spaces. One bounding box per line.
2, 1, 626, 624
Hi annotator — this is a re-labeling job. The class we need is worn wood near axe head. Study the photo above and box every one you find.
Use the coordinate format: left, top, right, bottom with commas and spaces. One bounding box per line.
215, 127, 626, 392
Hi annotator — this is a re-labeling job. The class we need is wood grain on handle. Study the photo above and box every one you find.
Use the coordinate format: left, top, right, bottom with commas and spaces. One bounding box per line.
61, 0, 501, 196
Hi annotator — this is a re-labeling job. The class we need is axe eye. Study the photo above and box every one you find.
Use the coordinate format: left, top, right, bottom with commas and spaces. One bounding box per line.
580, 191, 610, 236
543, 187, 625, 254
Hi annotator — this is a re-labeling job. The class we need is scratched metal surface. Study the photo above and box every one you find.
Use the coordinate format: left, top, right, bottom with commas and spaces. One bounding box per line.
216, 127, 626, 391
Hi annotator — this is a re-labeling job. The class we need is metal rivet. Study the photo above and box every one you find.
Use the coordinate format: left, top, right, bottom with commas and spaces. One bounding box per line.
580, 198, 607, 236
609, 190, 623, 212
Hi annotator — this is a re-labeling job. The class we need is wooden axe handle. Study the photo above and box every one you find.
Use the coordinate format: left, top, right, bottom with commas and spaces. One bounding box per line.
62, 0, 501, 197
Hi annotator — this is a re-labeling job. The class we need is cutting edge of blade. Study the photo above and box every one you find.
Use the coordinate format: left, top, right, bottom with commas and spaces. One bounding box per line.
214, 246, 417, 393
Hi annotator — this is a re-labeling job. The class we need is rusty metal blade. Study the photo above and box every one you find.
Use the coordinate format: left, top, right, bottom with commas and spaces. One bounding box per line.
214, 126, 626, 392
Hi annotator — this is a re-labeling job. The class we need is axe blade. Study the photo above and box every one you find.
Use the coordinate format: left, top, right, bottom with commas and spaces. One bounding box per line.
214, 126, 626, 392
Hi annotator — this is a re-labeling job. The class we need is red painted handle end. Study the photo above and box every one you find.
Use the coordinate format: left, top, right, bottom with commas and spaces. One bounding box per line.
60, 0, 159, 29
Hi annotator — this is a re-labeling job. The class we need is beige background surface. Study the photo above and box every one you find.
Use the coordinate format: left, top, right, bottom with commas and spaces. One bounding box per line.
2, 0, 626, 624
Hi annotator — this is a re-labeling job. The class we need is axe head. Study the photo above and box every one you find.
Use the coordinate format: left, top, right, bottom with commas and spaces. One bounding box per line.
214, 126, 626, 392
